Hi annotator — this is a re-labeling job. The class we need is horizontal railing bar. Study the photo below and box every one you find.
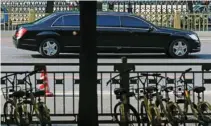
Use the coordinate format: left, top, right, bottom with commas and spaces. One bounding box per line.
1, 71, 210, 74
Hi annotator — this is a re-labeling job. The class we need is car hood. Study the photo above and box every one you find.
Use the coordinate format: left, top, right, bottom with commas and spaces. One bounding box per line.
158, 26, 196, 35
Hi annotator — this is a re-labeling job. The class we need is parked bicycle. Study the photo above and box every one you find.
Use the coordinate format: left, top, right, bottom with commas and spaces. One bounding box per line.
174, 68, 211, 126
1, 67, 52, 126
21, 67, 52, 126
1, 71, 31, 126
131, 73, 184, 126
106, 68, 141, 126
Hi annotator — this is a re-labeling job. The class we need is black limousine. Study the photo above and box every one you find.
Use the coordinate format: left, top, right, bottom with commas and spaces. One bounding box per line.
13, 11, 201, 58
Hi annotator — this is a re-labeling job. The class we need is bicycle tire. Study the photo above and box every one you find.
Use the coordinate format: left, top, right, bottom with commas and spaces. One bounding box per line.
140, 101, 150, 126
166, 102, 183, 126
151, 106, 162, 126
4, 100, 30, 126
114, 102, 140, 126
3, 100, 15, 126
37, 103, 52, 126
141, 101, 162, 126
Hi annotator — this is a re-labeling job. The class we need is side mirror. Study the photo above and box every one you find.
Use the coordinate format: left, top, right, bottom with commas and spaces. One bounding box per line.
148, 26, 155, 32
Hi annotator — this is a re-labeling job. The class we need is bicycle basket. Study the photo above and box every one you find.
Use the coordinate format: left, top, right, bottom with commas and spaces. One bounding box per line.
1, 86, 22, 100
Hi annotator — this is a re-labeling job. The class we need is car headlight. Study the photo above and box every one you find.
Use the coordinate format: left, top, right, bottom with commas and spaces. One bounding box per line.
189, 34, 199, 41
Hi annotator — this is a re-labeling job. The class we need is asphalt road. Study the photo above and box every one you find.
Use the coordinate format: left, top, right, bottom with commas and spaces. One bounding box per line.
1, 31, 211, 126
1, 31, 211, 64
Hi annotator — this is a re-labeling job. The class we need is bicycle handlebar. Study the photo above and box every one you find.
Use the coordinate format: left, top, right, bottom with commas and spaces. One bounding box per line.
106, 68, 134, 86
185, 68, 192, 73
22, 67, 42, 82
141, 73, 161, 77
178, 68, 192, 83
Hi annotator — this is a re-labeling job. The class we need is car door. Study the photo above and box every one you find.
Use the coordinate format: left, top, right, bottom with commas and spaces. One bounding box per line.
120, 15, 169, 52
120, 15, 152, 51
51, 14, 80, 52
96, 14, 127, 52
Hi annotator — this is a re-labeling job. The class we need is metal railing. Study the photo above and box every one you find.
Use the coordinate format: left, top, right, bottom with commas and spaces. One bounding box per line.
1, 62, 211, 124
1, 0, 207, 13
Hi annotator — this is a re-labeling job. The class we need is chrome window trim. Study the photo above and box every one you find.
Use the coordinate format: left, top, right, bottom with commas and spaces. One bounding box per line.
51, 13, 80, 27
51, 13, 156, 31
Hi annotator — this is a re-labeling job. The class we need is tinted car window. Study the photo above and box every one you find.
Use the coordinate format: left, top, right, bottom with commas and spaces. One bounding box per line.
63, 15, 79, 26
121, 16, 150, 28
34, 13, 56, 25
53, 16, 64, 26
97, 15, 120, 27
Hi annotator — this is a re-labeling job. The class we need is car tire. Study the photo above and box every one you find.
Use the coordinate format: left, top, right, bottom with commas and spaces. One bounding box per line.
168, 39, 189, 58
39, 38, 60, 58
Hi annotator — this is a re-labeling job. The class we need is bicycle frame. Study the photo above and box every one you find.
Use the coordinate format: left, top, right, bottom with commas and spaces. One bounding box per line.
176, 68, 206, 124
132, 74, 163, 125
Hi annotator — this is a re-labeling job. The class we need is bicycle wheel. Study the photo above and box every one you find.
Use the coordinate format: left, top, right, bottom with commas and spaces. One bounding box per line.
151, 106, 162, 126
166, 102, 183, 126
114, 102, 141, 126
198, 102, 211, 124
141, 101, 162, 126
140, 101, 150, 126
4, 100, 30, 126
3, 100, 15, 126
37, 103, 52, 126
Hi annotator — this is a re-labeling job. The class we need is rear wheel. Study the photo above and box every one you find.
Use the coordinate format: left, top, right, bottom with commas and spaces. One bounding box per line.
39, 38, 60, 58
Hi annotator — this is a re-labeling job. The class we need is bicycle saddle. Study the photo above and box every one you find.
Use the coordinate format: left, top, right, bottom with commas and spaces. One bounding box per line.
9, 90, 25, 98
176, 99, 186, 104
114, 88, 127, 95
145, 86, 157, 93
33, 90, 46, 97
193, 86, 205, 94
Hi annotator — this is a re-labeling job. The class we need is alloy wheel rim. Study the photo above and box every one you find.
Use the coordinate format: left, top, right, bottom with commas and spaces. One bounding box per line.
173, 41, 187, 56
42, 41, 58, 56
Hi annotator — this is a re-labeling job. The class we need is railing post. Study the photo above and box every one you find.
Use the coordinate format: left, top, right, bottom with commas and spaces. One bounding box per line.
28, 9, 36, 23
127, 1, 133, 13
114, 57, 135, 126
174, 10, 181, 29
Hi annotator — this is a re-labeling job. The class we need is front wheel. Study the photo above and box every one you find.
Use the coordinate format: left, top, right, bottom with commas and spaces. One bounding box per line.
114, 102, 140, 126
168, 39, 189, 58
3, 100, 15, 126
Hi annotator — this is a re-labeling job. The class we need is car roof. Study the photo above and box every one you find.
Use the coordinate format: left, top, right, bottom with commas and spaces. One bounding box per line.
54, 11, 133, 16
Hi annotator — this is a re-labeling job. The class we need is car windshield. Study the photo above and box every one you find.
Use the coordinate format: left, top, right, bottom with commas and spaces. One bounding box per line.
33, 13, 56, 25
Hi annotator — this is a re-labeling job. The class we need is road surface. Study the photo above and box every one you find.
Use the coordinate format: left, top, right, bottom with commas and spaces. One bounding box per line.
1, 31, 211, 126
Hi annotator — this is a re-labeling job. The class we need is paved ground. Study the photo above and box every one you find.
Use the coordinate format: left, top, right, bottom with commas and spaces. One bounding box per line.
1, 31, 211, 126
1, 31, 211, 64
